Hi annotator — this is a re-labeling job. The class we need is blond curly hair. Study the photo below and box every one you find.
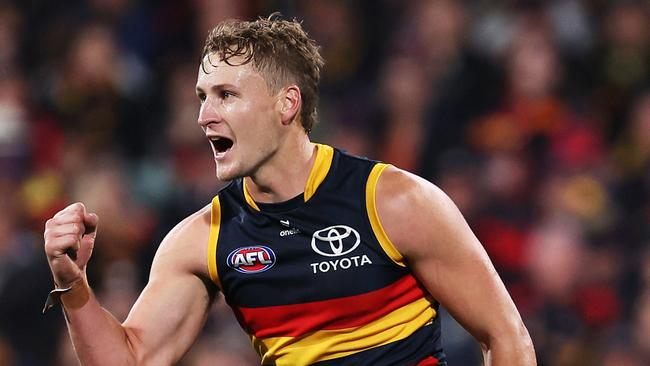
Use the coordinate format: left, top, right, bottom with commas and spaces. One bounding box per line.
202, 14, 325, 132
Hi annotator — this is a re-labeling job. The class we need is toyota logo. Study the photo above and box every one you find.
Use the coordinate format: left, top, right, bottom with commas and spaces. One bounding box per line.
311, 225, 361, 257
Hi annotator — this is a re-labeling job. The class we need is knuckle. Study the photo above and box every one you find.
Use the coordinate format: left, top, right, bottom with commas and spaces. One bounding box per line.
43, 237, 55, 249
64, 203, 82, 214
44, 227, 58, 240
71, 213, 83, 223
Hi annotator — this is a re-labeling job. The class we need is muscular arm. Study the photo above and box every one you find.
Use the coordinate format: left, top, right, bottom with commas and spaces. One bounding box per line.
46, 204, 217, 365
375, 167, 536, 365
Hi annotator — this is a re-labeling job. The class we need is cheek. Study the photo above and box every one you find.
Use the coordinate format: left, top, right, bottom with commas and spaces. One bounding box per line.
241, 100, 275, 125
224, 99, 257, 123
222, 102, 237, 116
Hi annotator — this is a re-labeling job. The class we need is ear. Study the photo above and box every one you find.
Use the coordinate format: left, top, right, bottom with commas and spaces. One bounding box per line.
278, 85, 301, 125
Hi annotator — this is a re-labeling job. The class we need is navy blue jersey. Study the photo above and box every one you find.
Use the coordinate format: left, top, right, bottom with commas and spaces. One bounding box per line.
207, 144, 446, 365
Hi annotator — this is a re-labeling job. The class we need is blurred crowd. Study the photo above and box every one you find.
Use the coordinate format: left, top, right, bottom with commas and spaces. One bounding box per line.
0, 0, 649, 365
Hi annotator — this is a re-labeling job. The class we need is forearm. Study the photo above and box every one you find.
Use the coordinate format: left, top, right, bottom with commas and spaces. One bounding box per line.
62, 280, 138, 365
43, 203, 214, 365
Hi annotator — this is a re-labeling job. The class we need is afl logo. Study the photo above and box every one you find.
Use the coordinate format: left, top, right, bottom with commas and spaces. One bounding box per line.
227, 246, 276, 274
311, 225, 361, 257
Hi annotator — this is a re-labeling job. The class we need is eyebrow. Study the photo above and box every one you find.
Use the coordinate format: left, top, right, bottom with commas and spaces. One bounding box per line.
195, 83, 238, 94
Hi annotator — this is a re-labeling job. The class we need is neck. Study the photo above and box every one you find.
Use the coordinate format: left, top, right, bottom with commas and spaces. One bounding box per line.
245, 137, 316, 204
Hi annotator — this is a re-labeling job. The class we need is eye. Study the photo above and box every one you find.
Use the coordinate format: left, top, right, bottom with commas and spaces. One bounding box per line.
197, 92, 206, 103
220, 90, 235, 99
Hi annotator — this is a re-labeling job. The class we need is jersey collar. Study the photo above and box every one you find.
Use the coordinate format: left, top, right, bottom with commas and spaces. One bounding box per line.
243, 143, 334, 211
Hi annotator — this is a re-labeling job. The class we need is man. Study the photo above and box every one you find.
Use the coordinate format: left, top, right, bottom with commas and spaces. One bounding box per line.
43, 15, 535, 365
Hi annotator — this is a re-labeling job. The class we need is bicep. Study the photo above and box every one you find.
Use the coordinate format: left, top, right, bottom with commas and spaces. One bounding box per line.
121, 209, 217, 364
377, 169, 522, 344
407, 211, 517, 343
123, 268, 214, 364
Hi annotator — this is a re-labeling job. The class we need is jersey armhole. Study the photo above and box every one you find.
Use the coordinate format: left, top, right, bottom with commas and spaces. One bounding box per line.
366, 163, 407, 267
207, 196, 222, 290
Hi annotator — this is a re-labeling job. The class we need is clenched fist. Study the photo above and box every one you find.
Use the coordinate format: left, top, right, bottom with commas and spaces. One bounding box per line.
44, 202, 99, 288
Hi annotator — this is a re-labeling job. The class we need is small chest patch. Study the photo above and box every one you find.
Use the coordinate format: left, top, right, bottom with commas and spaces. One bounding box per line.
227, 246, 276, 274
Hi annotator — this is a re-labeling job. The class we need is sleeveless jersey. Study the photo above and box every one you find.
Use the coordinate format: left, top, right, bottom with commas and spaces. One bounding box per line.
207, 144, 447, 365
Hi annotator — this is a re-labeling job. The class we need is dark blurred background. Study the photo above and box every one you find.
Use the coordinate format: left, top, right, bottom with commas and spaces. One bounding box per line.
0, 0, 649, 365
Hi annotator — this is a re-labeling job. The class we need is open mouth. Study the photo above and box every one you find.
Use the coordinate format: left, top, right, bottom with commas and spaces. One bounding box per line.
210, 137, 234, 155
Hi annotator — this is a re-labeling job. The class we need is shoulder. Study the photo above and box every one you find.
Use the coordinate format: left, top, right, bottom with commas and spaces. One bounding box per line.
151, 203, 213, 278
374, 165, 466, 258
165, 204, 212, 243
374, 165, 451, 218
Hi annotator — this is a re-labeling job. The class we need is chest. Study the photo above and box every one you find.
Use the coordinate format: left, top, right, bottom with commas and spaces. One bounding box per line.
215, 197, 404, 307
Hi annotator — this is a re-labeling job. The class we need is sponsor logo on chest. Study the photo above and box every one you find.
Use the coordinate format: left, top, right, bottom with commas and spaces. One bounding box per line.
309, 225, 373, 273
226, 225, 373, 275
279, 219, 301, 237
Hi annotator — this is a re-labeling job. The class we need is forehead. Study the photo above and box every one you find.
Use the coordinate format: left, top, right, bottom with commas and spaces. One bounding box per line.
196, 54, 267, 90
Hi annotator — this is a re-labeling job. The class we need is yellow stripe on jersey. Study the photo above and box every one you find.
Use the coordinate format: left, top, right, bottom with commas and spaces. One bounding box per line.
207, 196, 222, 289
252, 296, 435, 365
242, 143, 332, 209
304, 144, 334, 202
242, 179, 261, 211
366, 163, 406, 267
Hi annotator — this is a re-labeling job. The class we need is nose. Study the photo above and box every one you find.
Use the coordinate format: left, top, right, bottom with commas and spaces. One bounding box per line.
197, 97, 222, 128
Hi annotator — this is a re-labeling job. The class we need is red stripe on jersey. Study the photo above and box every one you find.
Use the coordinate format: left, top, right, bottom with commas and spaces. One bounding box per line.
232, 274, 428, 338
414, 356, 439, 366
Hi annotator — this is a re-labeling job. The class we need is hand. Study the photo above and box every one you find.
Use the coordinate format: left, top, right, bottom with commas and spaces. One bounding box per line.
44, 202, 99, 288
